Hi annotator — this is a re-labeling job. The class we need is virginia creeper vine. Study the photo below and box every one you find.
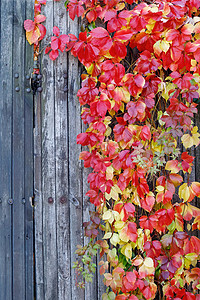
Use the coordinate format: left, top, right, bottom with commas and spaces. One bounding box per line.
24, 0, 200, 299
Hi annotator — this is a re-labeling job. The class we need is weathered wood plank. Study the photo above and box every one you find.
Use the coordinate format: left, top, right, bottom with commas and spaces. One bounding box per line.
41, 1, 58, 299
0, 0, 13, 298
67, 16, 85, 299
24, 1, 34, 298
34, 91, 45, 300
12, 0, 26, 298
54, 1, 72, 299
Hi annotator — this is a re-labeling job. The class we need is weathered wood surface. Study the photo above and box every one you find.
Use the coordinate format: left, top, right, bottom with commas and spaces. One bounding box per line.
33, 2, 200, 300
0, 0, 34, 299
34, 1, 106, 299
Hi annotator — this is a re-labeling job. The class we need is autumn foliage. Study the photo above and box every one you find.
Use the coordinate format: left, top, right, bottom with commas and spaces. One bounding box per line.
25, 0, 200, 299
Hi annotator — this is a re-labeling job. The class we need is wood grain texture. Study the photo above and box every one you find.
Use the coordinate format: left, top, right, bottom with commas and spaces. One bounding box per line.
24, 1, 34, 298
67, 22, 85, 300
0, 0, 34, 299
41, 1, 58, 299
0, 0, 13, 298
54, 2, 71, 299
34, 91, 45, 300
12, 0, 26, 298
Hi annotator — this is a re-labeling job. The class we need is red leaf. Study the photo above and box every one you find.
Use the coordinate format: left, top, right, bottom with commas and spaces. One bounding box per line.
76, 132, 88, 146
86, 190, 98, 198
141, 194, 155, 212
51, 37, 59, 50
35, 14, 46, 23
53, 26, 60, 36
169, 173, 183, 186
38, 24, 46, 41
127, 222, 138, 242
134, 74, 145, 88
97, 101, 107, 117
123, 203, 135, 221
191, 182, 200, 197
90, 27, 109, 38
24, 19, 35, 32
45, 46, 51, 54
113, 29, 133, 41
49, 49, 59, 60
59, 34, 69, 44
140, 125, 151, 141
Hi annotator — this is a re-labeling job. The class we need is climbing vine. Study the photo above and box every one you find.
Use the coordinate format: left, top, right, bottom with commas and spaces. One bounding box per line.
24, 0, 200, 299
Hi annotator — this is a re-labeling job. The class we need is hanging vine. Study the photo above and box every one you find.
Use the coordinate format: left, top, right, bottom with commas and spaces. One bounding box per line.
25, 0, 200, 299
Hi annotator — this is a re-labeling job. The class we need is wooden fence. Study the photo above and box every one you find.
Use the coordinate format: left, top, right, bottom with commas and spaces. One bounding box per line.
0, 0, 200, 300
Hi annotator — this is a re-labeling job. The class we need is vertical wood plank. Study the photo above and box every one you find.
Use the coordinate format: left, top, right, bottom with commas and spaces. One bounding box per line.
67, 16, 85, 300
24, 1, 34, 298
0, 0, 13, 298
12, 0, 27, 298
54, 1, 72, 299
41, 1, 58, 299
34, 91, 45, 300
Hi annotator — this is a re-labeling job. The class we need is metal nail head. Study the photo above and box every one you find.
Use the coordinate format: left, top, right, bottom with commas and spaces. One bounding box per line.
60, 196, 67, 204
48, 197, 54, 204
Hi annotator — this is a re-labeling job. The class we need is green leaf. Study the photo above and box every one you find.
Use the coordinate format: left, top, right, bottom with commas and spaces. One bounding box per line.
64, 0, 69, 8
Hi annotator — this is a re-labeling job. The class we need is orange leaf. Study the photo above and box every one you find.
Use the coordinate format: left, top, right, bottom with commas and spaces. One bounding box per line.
26, 26, 41, 45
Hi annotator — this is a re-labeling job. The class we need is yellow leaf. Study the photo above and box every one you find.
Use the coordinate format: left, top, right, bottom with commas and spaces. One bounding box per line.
179, 183, 190, 202
139, 257, 155, 277
144, 257, 154, 268
114, 87, 130, 104
161, 83, 175, 101
119, 228, 129, 243
156, 185, 164, 192
160, 40, 170, 53
184, 253, 198, 269
103, 232, 112, 239
151, 141, 162, 153
181, 127, 200, 149
153, 40, 162, 56
105, 126, 112, 137
106, 166, 114, 180
136, 228, 144, 250
181, 134, 194, 148
110, 233, 120, 246
102, 210, 114, 224
121, 243, 132, 259
131, 190, 141, 206
115, 221, 125, 231
26, 27, 41, 45
105, 192, 111, 200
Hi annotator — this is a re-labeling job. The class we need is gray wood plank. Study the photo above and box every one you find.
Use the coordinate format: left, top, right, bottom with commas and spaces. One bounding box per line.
34, 91, 45, 300
12, 0, 26, 298
41, 1, 58, 299
24, 1, 34, 298
67, 17, 85, 299
0, 0, 13, 298
54, 1, 72, 299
